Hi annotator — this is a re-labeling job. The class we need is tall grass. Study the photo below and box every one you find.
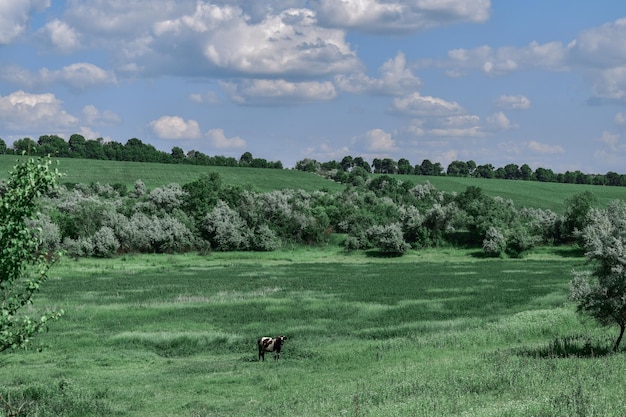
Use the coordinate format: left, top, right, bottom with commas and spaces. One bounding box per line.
2, 248, 624, 416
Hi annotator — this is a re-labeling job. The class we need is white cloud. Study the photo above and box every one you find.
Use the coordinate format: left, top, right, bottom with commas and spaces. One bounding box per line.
391, 92, 464, 116
221, 79, 337, 105
41, 63, 116, 90
486, 111, 512, 130
615, 112, 626, 126
569, 18, 626, 68
151, 4, 361, 77
189, 91, 220, 105
494, 95, 531, 110
315, 0, 490, 33
82, 105, 121, 125
37, 19, 80, 53
206, 128, 246, 149
0, 90, 78, 131
595, 130, 621, 151
0, 0, 49, 44
335, 51, 421, 95
526, 140, 564, 154
445, 41, 569, 76
0, 63, 116, 90
591, 66, 626, 103
361, 128, 395, 152
149, 116, 202, 139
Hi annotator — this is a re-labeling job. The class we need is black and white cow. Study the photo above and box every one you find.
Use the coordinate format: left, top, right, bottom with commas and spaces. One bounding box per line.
258, 336, 286, 361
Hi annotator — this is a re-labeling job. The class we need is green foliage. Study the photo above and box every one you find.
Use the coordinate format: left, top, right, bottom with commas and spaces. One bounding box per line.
366, 223, 411, 255
562, 190, 597, 243
569, 200, 626, 351
482, 226, 506, 257
0, 156, 64, 352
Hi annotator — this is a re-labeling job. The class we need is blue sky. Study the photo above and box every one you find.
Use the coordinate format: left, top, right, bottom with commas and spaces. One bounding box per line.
2, 1, 626, 173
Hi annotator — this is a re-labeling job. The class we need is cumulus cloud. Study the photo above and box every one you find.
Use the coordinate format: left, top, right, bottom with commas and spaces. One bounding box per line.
150, 4, 361, 77
335, 52, 421, 95
444, 41, 569, 77
37, 19, 80, 53
0, 63, 116, 90
149, 116, 202, 139
595, 130, 621, 151
615, 112, 626, 126
0, 0, 49, 44
391, 92, 464, 117
189, 91, 220, 105
486, 112, 513, 130
494, 95, 531, 110
315, 0, 490, 33
82, 105, 120, 125
526, 140, 564, 154
352, 128, 396, 152
0, 90, 78, 131
206, 128, 246, 149
569, 18, 626, 68
220, 79, 337, 105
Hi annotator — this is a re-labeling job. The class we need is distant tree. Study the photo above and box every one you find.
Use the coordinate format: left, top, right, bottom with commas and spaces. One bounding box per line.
447, 160, 469, 176
569, 200, 626, 351
534, 167, 555, 183
250, 158, 268, 168
0, 138, 7, 154
418, 159, 434, 176
520, 164, 533, 180
353, 157, 371, 173
84, 139, 106, 160
494, 167, 506, 179
372, 158, 382, 174
12, 137, 38, 155
605, 171, 622, 186
0, 157, 64, 352
38, 135, 70, 157
182, 173, 223, 221
381, 158, 398, 174
397, 158, 412, 175
239, 152, 253, 166
341, 155, 354, 171
295, 158, 319, 173
503, 163, 520, 180
432, 162, 444, 176
466, 160, 477, 177
171, 147, 186, 163
68, 134, 86, 158
475, 164, 495, 179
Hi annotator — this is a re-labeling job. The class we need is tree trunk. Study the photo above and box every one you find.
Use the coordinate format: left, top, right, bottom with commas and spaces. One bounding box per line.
613, 322, 626, 352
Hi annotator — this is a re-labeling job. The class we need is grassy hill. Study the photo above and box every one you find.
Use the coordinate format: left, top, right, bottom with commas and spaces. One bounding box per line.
1, 155, 624, 213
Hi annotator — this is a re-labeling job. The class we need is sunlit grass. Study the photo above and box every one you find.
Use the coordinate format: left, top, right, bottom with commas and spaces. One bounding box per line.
3, 249, 625, 416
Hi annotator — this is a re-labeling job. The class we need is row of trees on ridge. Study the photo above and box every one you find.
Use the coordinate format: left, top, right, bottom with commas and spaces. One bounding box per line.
2, 134, 626, 186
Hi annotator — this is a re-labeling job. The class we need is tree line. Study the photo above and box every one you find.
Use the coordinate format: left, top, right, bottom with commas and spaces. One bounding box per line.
296, 156, 626, 187
0, 134, 283, 169
2, 133, 625, 186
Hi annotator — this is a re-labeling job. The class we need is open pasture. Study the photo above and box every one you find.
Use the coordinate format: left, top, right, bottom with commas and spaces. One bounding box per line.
2, 249, 626, 416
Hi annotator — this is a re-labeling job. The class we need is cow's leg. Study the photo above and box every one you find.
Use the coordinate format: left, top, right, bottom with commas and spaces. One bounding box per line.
259, 350, 265, 361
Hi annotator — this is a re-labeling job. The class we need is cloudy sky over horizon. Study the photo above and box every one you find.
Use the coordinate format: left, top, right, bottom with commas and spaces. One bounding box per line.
2, 1, 626, 173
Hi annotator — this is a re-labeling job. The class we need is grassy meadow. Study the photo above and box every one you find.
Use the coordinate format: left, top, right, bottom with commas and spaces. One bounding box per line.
2, 246, 626, 416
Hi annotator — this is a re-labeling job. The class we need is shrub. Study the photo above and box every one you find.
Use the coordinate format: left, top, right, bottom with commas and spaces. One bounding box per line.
91, 226, 120, 257
482, 226, 506, 257
366, 223, 411, 255
202, 200, 250, 251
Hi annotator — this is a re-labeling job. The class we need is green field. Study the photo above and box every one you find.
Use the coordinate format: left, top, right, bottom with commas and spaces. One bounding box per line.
2, 155, 625, 213
2, 247, 625, 416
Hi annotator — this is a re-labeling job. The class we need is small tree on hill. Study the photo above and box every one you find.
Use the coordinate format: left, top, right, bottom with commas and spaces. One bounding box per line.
569, 200, 626, 352
0, 157, 64, 352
